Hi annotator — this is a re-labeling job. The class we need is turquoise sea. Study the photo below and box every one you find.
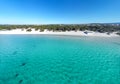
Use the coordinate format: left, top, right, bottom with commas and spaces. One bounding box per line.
0, 35, 120, 84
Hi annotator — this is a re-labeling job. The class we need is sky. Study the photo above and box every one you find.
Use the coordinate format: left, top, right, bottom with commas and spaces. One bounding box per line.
0, 0, 120, 24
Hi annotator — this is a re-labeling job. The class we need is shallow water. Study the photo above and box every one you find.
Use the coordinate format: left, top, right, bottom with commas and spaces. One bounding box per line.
0, 35, 120, 84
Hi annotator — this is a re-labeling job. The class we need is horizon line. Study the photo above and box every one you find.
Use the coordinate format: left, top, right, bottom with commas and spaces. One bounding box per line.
0, 22, 120, 25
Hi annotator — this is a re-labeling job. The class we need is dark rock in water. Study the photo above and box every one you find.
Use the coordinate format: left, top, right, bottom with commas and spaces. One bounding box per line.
15, 73, 19, 77
19, 80, 23, 84
21, 62, 26, 66
12, 51, 17, 55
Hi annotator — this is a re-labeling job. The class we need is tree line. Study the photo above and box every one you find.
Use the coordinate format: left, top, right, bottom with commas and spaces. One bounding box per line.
0, 24, 120, 35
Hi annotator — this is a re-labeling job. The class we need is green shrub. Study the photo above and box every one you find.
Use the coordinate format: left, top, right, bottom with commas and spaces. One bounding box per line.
26, 29, 32, 32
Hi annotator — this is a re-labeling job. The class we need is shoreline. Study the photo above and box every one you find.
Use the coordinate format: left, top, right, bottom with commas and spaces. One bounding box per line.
0, 29, 119, 37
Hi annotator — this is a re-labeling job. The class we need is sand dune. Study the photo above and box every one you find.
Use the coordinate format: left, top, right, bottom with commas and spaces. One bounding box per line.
0, 29, 118, 37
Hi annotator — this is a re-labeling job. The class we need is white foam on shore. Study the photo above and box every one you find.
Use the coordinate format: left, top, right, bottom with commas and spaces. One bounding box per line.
0, 29, 119, 37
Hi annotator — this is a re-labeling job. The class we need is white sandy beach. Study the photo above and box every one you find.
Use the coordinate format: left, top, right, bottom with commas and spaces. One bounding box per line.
0, 29, 119, 37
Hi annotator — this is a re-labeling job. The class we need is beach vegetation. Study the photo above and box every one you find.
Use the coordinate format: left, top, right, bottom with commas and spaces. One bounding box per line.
0, 24, 120, 34
26, 29, 32, 32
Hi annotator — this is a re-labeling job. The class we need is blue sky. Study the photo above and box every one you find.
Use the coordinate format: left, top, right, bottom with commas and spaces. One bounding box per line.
0, 0, 120, 24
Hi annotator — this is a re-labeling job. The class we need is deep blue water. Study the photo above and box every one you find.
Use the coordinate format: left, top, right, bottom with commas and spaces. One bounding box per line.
0, 35, 120, 84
